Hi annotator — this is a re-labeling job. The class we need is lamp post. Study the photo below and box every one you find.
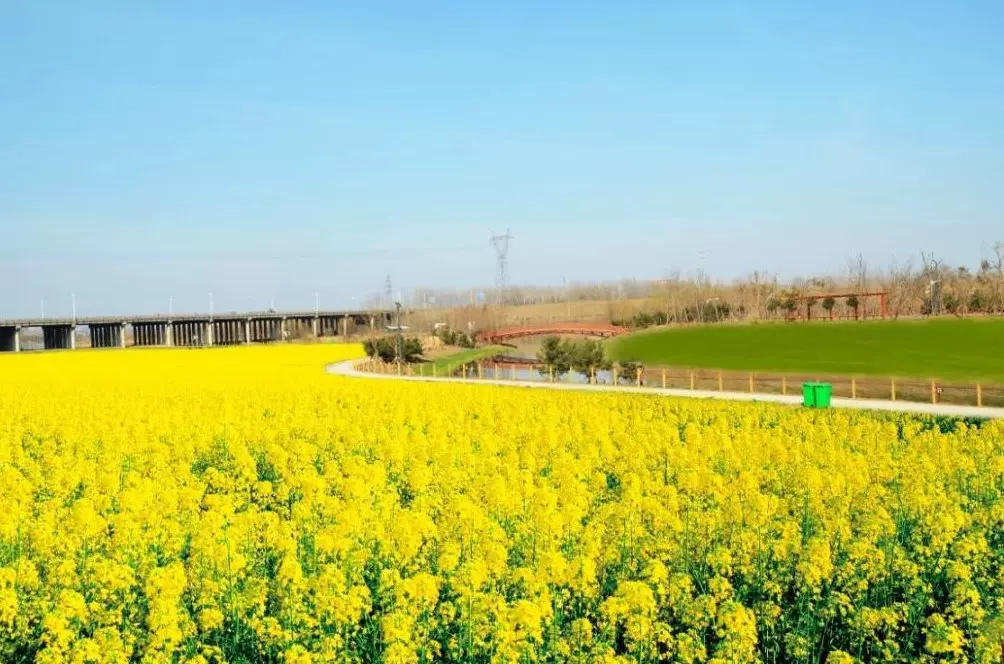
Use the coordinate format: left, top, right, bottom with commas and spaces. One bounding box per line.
71, 293, 76, 324
209, 292, 214, 318
696, 249, 708, 322
314, 292, 319, 316
394, 301, 403, 363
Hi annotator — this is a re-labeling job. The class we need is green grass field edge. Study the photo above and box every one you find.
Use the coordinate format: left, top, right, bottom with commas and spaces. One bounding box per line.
417, 345, 508, 374
605, 318, 1004, 384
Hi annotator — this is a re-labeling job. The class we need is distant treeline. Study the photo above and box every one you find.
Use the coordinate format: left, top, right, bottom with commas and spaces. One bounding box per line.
614, 302, 737, 330
374, 242, 1004, 333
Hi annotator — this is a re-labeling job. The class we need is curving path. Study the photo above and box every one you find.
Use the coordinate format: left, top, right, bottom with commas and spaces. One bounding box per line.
327, 360, 1004, 419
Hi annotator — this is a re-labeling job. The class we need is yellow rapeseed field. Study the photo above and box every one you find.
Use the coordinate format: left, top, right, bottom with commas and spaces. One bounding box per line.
2, 344, 1004, 663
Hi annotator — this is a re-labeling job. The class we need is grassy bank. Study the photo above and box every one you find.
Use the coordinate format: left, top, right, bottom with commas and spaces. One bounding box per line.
418, 346, 507, 374
608, 318, 1004, 382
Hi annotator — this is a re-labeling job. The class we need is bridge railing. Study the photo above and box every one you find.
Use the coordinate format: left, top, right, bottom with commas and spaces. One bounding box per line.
477, 323, 628, 343
0, 309, 393, 328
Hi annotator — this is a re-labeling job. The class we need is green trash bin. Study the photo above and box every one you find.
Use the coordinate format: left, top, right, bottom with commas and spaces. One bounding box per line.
802, 383, 817, 407
802, 382, 833, 408
814, 382, 832, 408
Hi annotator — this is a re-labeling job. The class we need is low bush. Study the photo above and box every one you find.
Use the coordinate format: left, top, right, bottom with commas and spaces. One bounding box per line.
363, 335, 423, 363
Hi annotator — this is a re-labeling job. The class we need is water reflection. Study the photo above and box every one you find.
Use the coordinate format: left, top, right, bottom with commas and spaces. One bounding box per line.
466, 335, 632, 385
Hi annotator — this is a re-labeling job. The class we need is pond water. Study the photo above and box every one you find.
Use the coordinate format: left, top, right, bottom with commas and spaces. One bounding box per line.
495, 334, 610, 360
475, 334, 631, 384
482, 365, 618, 384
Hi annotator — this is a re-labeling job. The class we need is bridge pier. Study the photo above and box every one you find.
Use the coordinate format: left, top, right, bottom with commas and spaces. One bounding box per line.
0, 326, 20, 352
317, 315, 339, 337
212, 319, 247, 345
133, 322, 171, 347
42, 325, 75, 350
285, 316, 315, 340
89, 323, 126, 348
172, 321, 207, 347
211, 320, 225, 345
248, 317, 282, 342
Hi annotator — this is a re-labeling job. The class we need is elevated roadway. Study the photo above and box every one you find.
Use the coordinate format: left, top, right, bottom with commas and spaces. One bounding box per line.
0, 309, 392, 352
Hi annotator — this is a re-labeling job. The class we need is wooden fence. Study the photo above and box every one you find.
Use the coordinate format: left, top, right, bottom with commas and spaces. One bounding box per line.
356, 359, 1002, 409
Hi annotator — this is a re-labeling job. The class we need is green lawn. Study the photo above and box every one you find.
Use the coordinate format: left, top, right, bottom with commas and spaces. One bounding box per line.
607, 318, 1004, 382
417, 346, 507, 374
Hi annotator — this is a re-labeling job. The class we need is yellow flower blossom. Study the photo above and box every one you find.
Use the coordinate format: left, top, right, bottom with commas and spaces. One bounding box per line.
0, 344, 1002, 661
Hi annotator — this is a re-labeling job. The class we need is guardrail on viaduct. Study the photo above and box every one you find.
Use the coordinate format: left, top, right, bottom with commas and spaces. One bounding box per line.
0, 310, 393, 352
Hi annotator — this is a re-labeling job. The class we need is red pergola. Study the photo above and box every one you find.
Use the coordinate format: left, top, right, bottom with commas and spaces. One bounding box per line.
793, 291, 888, 320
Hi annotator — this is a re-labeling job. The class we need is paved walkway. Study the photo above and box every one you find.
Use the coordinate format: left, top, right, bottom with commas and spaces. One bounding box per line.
326, 361, 1004, 419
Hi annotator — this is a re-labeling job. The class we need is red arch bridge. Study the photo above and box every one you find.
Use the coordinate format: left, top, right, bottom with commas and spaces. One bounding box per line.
477, 322, 628, 344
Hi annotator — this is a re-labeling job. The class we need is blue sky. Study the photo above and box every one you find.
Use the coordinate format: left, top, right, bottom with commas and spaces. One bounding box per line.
2, 1, 1002, 316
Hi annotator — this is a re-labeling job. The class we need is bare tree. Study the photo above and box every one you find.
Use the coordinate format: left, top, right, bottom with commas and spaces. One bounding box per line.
847, 253, 869, 292
991, 242, 1004, 311
662, 269, 682, 323
920, 251, 951, 315
736, 270, 778, 321
920, 251, 944, 278
881, 259, 920, 319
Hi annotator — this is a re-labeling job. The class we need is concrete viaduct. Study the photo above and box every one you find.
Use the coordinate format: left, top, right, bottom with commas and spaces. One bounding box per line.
0, 309, 393, 352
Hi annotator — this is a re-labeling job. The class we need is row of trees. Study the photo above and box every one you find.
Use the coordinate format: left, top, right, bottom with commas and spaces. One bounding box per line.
577, 246, 1004, 330
666, 248, 1004, 321
535, 337, 640, 383
369, 242, 1004, 333
614, 301, 736, 330
364, 325, 482, 365
765, 294, 861, 318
